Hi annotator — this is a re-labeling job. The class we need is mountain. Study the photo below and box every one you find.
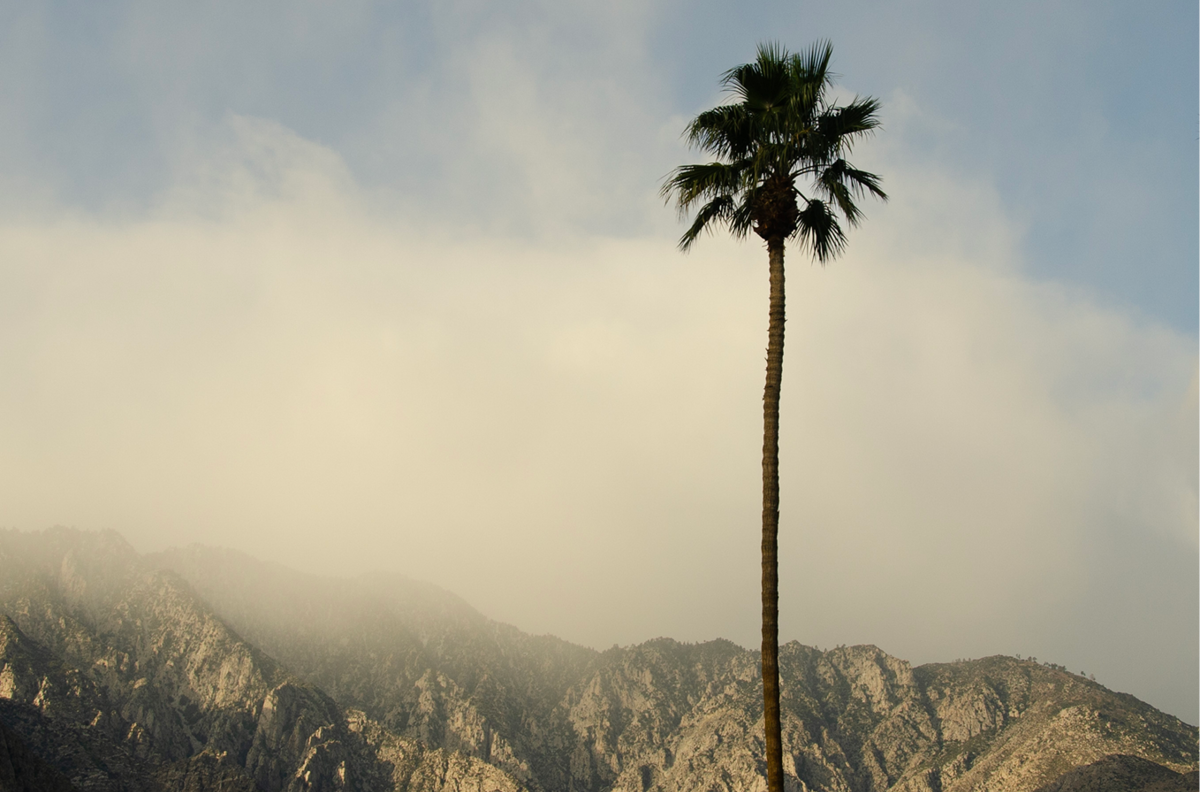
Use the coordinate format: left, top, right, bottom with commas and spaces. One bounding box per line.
0, 528, 524, 791
146, 545, 598, 791
0, 528, 1195, 792
1031, 754, 1198, 792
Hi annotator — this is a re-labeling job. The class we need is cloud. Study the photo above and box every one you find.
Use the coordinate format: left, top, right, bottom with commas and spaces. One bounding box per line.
0, 114, 1193, 722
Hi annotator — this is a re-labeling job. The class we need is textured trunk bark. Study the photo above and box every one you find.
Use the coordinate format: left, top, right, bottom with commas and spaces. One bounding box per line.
761, 237, 786, 792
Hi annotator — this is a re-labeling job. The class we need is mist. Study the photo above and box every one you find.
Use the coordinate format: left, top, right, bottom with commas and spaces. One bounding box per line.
0, 110, 1194, 722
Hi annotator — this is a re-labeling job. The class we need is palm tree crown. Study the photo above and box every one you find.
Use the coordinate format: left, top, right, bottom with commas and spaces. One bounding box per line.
662, 41, 885, 257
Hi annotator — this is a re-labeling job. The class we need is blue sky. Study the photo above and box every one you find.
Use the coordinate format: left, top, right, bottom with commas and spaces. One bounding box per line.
4, 1, 1196, 329
0, 1, 1196, 723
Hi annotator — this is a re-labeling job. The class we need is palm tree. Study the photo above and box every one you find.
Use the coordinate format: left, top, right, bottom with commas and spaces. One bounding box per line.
661, 41, 885, 792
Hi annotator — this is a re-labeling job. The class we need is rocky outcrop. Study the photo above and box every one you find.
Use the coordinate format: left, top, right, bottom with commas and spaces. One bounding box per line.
888, 657, 1199, 792
0, 715, 80, 792
149, 752, 260, 792
1032, 753, 1198, 792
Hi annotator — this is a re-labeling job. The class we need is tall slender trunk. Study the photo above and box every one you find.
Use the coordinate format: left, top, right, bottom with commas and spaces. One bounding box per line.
762, 237, 786, 792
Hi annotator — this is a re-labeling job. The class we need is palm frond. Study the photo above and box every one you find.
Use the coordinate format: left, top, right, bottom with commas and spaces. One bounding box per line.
723, 42, 793, 111
842, 162, 887, 200
816, 97, 883, 149
686, 106, 755, 159
794, 40, 834, 81
794, 198, 846, 262
788, 40, 834, 113
816, 159, 887, 225
679, 195, 738, 251
820, 179, 863, 226
729, 194, 755, 238
662, 161, 748, 211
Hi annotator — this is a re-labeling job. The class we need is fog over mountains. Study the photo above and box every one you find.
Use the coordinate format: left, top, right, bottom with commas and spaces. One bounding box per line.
0, 527, 1195, 792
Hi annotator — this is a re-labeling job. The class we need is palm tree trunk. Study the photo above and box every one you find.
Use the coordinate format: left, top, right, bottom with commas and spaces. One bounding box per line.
762, 237, 786, 792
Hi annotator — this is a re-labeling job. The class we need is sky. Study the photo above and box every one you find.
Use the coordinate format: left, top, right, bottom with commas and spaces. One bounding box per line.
0, 1, 1196, 724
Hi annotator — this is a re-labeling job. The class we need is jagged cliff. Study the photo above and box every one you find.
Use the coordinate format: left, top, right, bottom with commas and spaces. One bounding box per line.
0, 528, 1195, 792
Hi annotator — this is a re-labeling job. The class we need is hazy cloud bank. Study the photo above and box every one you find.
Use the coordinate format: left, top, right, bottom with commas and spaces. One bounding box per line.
0, 115, 1194, 721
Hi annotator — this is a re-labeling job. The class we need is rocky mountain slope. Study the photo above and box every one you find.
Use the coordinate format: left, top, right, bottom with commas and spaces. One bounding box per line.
147, 545, 596, 792
0, 528, 524, 791
0, 528, 1195, 792
1032, 754, 1197, 792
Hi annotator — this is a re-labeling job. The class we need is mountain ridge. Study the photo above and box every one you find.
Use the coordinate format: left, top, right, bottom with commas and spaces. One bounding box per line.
0, 528, 1194, 792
